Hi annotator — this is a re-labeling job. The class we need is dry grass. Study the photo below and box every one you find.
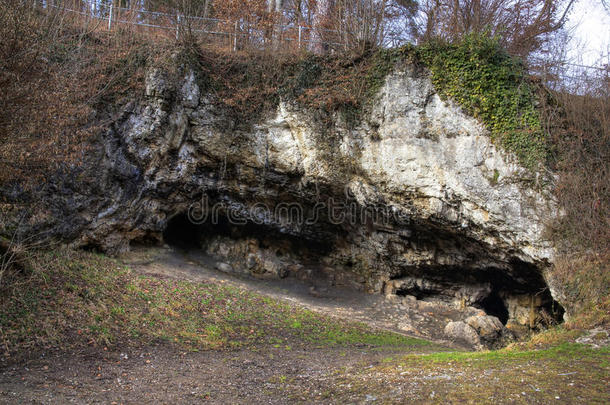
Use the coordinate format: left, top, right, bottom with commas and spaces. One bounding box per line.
0, 2, 159, 187
551, 254, 610, 328
0, 248, 432, 360
542, 72, 610, 327
320, 343, 610, 404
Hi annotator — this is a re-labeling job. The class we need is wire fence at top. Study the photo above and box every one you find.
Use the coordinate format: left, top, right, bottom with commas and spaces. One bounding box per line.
530, 55, 610, 94
33, 0, 348, 53
32, 1, 609, 90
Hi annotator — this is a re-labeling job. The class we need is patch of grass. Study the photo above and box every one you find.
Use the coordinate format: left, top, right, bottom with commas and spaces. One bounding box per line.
516, 326, 585, 349
0, 249, 432, 358
305, 343, 610, 404
408, 343, 608, 365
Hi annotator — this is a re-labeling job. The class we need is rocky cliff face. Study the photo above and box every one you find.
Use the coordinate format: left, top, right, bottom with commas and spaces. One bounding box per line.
16, 61, 563, 333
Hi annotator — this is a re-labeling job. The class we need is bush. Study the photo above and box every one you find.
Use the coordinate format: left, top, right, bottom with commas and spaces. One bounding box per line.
543, 70, 609, 326
546, 89, 609, 254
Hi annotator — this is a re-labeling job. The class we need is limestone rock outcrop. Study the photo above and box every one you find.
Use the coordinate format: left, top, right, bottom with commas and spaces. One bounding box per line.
444, 321, 483, 349
5, 60, 565, 332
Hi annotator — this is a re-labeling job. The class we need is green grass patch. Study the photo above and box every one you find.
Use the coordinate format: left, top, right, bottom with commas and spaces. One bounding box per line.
317, 342, 610, 403
0, 249, 432, 358
408, 342, 609, 366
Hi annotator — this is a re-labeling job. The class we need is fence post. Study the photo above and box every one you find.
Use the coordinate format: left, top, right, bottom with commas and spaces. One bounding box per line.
176, 14, 181, 40
108, 4, 113, 30
298, 26, 302, 49
233, 21, 238, 52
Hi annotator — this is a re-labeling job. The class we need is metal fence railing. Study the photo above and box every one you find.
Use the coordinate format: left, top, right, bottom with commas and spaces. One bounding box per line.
31, 1, 610, 88
34, 0, 347, 52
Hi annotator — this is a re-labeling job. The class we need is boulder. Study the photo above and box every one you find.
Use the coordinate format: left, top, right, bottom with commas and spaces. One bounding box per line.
444, 321, 482, 349
215, 262, 233, 273
445, 315, 514, 350
465, 315, 504, 341
262, 258, 288, 279
466, 314, 514, 349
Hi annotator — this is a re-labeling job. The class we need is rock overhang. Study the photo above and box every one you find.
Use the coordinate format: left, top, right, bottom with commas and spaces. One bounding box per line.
50, 62, 563, 337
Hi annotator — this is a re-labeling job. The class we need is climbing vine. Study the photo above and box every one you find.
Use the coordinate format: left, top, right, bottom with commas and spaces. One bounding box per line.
415, 34, 548, 169
185, 34, 548, 170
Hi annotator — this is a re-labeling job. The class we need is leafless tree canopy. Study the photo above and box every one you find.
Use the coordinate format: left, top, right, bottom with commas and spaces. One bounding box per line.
96, 0, 578, 57
408, 0, 577, 58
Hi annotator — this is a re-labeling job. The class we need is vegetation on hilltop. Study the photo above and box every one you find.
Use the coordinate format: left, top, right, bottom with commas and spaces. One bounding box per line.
0, 2, 561, 184
0, 2, 157, 186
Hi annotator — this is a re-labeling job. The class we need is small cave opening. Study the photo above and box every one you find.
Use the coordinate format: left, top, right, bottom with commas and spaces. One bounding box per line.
163, 212, 204, 249
81, 243, 103, 253
388, 262, 565, 330
477, 290, 509, 324
395, 286, 428, 300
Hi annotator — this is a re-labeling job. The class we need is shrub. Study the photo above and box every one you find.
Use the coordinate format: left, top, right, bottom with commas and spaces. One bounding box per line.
543, 69, 609, 326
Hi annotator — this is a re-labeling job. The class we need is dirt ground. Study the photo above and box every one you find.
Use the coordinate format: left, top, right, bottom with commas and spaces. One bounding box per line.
1, 247, 607, 404
0, 247, 451, 404
0, 344, 418, 404
122, 246, 478, 346
1, 336, 607, 404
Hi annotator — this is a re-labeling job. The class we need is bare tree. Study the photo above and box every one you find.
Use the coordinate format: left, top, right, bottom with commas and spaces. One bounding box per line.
410, 0, 577, 59
313, 0, 417, 51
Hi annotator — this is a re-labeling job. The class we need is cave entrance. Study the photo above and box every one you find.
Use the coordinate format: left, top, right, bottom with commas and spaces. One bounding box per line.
387, 262, 565, 329
162, 211, 335, 259
163, 212, 203, 249
395, 285, 432, 301
477, 291, 509, 324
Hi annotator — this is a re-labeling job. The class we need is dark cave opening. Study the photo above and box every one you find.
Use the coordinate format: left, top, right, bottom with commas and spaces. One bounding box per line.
162, 211, 335, 257
393, 282, 508, 325
163, 212, 203, 249
477, 290, 509, 324
161, 211, 566, 329
395, 286, 427, 300
387, 263, 565, 327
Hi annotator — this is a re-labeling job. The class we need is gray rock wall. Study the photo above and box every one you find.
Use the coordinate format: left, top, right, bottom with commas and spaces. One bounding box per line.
16, 61, 563, 329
